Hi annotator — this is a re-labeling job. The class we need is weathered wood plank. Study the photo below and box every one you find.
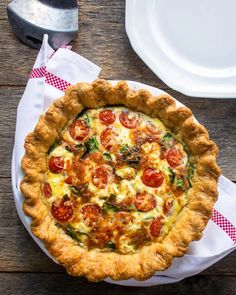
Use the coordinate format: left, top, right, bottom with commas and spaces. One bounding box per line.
1, 177, 13, 193
0, 87, 235, 180
0, 190, 235, 274
1, 273, 236, 295
0, 184, 64, 271
0, 1, 165, 88
0, 19, 37, 86
0, 1, 10, 19
0, 87, 20, 179
0, 225, 64, 273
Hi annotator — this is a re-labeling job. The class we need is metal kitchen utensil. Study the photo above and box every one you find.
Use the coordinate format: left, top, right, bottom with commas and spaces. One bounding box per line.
7, 0, 78, 49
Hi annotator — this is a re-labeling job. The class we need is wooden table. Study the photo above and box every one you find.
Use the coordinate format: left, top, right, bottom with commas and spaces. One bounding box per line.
0, 1, 235, 294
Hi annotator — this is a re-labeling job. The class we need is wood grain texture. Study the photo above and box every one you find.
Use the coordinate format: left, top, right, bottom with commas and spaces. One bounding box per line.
0, 0, 10, 19
0, 0, 164, 87
1, 273, 236, 295
0, 0, 235, 292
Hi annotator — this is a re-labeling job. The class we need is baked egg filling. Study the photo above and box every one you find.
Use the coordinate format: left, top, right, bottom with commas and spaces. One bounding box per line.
41, 107, 194, 254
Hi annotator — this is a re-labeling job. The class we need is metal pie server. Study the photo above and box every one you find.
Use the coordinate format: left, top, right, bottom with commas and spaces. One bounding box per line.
7, 0, 78, 49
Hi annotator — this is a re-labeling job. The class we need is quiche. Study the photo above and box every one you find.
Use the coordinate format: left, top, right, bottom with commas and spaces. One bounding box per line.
21, 79, 220, 281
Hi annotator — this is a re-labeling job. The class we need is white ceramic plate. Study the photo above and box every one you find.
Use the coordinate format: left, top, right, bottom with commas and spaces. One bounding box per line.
126, 0, 236, 98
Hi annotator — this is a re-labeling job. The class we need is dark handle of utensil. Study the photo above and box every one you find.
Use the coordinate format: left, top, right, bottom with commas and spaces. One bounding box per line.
38, 0, 77, 9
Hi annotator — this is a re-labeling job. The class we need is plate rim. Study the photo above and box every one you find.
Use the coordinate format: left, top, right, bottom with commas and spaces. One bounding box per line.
125, 0, 236, 98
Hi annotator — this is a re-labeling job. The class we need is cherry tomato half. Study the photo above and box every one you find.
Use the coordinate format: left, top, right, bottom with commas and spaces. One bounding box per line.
49, 156, 64, 173
51, 199, 73, 223
119, 111, 140, 129
167, 148, 182, 168
65, 175, 73, 185
80, 204, 101, 224
146, 121, 159, 134
69, 119, 90, 141
141, 168, 164, 188
150, 217, 162, 237
134, 192, 156, 212
100, 127, 118, 150
99, 109, 115, 125
163, 198, 174, 215
92, 165, 113, 189
42, 182, 52, 198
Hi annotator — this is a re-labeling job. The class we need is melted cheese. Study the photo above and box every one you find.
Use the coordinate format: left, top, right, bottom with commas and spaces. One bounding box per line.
115, 166, 136, 179
42, 106, 192, 253
50, 145, 73, 161
118, 235, 137, 254
46, 172, 70, 202
116, 180, 136, 202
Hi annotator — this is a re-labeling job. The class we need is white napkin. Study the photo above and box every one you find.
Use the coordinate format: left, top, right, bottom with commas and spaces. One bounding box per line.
12, 35, 236, 287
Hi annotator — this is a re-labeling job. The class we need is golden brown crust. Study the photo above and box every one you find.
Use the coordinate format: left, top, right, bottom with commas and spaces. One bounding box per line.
20, 79, 220, 281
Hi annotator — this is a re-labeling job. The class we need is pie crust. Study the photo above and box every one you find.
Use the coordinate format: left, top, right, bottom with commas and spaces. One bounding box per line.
20, 79, 220, 281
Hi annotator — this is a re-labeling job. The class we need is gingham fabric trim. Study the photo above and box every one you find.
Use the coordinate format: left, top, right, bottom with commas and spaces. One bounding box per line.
29, 66, 46, 79
45, 71, 71, 92
30, 66, 71, 91
212, 208, 236, 242
29, 66, 236, 242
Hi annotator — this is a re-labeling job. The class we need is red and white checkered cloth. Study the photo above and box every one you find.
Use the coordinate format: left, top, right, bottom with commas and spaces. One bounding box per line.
212, 208, 236, 241
30, 66, 71, 92
12, 35, 236, 287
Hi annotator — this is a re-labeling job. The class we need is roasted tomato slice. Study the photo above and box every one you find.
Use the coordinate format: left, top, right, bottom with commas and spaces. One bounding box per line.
92, 165, 113, 189
150, 217, 162, 238
145, 121, 161, 142
75, 184, 92, 200
65, 175, 73, 185
119, 111, 140, 129
51, 198, 73, 223
80, 204, 101, 225
163, 198, 174, 215
49, 156, 64, 173
100, 127, 118, 150
115, 211, 133, 226
99, 109, 115, 125
167, 147, 182, 168
42, 182, 52, 198
130, 122, 160, 146
69, 119, 90, 141
141, 168, 164, 188
146, 121, 160, 134
134, 192, 156, 212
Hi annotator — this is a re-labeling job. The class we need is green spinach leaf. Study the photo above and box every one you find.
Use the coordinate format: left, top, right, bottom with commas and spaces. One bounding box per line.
103, 152, 112, 161
168, 167, 175, 184
105, 241, 116, 250
119, 145, 141, 167
187, 162, 194, 188
69, 186, 81, 196
102, 201, 120, 212
120, 144, 129, 153
84, 112, 91, 128
65, 225, 81, 243
85, 137, 99, 153
161, 132, 174, 148
175, 178, 184, 189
